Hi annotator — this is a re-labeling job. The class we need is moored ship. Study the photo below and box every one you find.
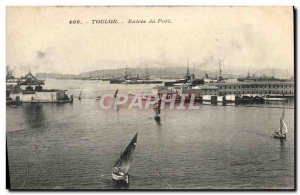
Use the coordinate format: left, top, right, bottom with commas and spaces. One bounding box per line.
110, 65, 163, 84
164, 61, 204, 87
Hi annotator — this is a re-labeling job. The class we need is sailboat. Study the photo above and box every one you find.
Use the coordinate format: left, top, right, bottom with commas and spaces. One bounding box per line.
78, 91, 82, 100
114, 89, 119, 110
112, 132, 138, 184
274, 108, 288, 139
154, 99, 161, 121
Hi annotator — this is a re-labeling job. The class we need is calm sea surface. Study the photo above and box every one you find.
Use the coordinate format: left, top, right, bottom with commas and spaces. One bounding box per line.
7, 79, 295, 189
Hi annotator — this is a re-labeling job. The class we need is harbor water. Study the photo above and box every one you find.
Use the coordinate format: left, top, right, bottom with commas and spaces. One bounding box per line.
6, 79, 295, 189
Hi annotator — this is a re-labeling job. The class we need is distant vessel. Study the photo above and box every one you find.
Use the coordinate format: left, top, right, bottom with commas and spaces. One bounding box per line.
203, 60, 227, 84
110, 77, 126, 84
264, 95, 288, 102
124, 79, 163, 84
110, 65, 163, 84
114, 89, 119, 110
239, 94, 264, 104
112, 133, 138, 184
109, 66, 129, 84
274, 108, 288, 139
78, 91, 82, 100
164, 62, 191, 87
154, 99, 161, 121
164, 60, 203, 87
237, 69, 289, 82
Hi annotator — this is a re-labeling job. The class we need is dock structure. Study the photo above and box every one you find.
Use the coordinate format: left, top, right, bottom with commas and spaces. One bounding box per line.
150, 74, 294, 105
206, 81, 294, 96
201, 71, 294, 97
6, 71, 73, 104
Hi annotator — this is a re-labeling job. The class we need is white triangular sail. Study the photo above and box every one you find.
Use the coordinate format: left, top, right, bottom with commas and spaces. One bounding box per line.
279, 118, 283, 134
278, 107, 286, 134
282, 119, 288, 134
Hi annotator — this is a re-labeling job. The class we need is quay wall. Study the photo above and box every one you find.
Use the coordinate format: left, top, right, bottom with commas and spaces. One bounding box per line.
10, 91, 61, 102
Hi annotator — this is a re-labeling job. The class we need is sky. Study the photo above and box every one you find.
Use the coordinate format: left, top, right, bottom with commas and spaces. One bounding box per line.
7, 6, 294, 76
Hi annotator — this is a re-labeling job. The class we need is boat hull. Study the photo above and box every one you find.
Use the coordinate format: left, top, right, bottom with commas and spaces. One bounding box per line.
273, 133, 286, 139
112, 172, 129, 184
264, 98, 288, 102
154, 115, 161, 121
125, 80, 163, 84
164, 80, 186, 87
110, 79, 125, 84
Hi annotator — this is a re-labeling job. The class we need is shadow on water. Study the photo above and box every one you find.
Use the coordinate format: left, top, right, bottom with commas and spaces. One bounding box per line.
22, 103, 46, 129
155, 118, 162, 127
279, 139, 287, 160
111, 180, 129, 189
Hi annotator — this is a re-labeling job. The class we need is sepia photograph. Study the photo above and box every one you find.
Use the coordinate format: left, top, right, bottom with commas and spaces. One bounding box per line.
6, 6, 295, 190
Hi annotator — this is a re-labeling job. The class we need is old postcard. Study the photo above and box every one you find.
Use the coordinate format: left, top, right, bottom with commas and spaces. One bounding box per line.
6, 6, 294, 190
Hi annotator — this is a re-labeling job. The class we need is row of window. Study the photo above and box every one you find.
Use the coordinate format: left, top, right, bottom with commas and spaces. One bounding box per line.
219, 84, 293, 90
220, 90, 293, 95
219, 89, 294, 93
204, 89, 218, 92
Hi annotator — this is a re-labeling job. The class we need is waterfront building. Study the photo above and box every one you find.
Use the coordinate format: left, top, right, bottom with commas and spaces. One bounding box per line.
206, 81, 294, 96
152, 85, 219, 97
152, 86, 169, 95
192, 85, 219, 96
7, 71, 73, 103
154, 78, 294, 98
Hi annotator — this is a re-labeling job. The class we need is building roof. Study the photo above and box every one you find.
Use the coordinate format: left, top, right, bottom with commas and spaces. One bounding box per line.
19, 72, 45, 85
152, 85, 168, 90
196, 85, 219, 90
206, 81, 294, 86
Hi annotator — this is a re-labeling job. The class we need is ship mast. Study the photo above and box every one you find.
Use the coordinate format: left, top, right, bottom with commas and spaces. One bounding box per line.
219, 60, 222, 77
145, 64, 149, 79
124, 65, 128, 79
185, 58, 191, 81
218, 60, 223, 82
